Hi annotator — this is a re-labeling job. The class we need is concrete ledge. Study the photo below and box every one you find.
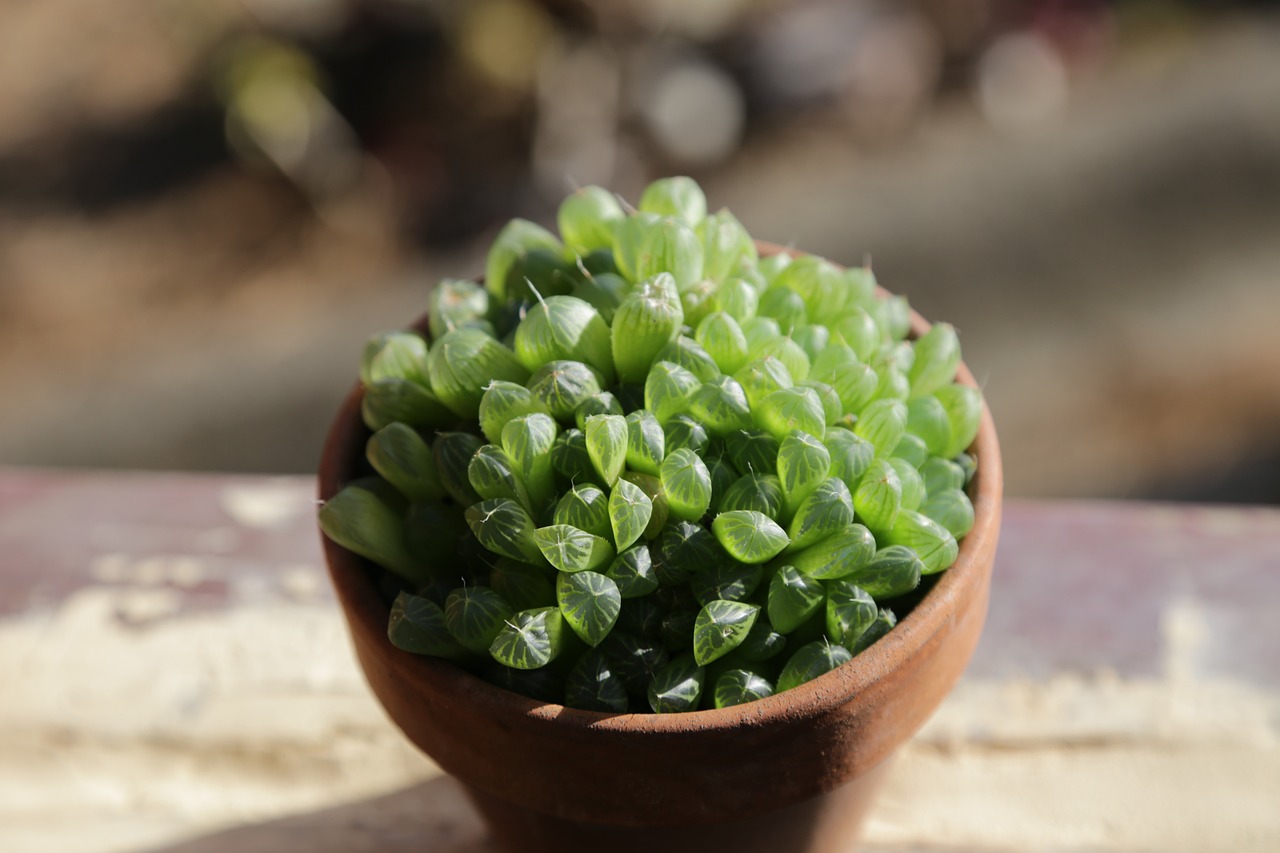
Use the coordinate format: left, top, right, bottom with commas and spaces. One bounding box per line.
1, 470, 1277, 852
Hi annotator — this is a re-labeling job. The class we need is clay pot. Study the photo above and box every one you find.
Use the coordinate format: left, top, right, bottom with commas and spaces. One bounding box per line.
318, 266, 1003, 853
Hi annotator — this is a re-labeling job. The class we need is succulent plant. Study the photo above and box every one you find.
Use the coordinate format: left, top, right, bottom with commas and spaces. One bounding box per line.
319, 176, 983, 713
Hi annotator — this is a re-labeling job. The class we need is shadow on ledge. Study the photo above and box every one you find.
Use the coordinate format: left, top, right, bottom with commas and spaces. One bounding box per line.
145, 775, 493, 853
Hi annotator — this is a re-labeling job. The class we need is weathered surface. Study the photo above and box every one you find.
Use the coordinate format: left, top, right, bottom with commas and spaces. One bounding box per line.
1, 470, 1277, 852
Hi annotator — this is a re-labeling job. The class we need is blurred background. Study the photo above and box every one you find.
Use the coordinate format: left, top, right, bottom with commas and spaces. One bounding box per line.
1, 0, 1278, 503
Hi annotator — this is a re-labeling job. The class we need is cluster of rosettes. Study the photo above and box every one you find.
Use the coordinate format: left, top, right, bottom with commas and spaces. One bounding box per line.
320, 177, 983, 713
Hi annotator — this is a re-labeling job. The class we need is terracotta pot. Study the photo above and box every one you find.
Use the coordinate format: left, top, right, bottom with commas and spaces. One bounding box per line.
318, 257, 1003, 853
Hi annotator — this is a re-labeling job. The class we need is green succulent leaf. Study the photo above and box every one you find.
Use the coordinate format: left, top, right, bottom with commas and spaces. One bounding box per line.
736, 616, 788, 662
793, 324, 832, 363
644, 360, 701, 424
484, 218, 564, 305
756, 286, 807, 335
605, 544, 660, 599
611, 270, 691, 379
907, 323, 961, 398
624, 410, 665, 476
663, 414, 710, 457
639, 176, 707, 227
601, 631, 670, 694
620, 471, 669, 539
853, 458, 903, 535
609, 478, 654, 552
686, 377, 753, 438
584, 414, 627, 488
428, 327, 529, 419
565, 648, 630, 712
843, 265, 877, 306
478, 380, 550, 445
885, 510, 960, 575
361, 378, 453, 432
679, 277, 719, 329
660, 447, 713, 521
556, 570, 622, 646
757, 387, 826, 442
876, 362, 910, 402
777, 431, 832, 512
654, 519, 721, 586
514, 295, 616, 383
788, 524, 876, 581
825, 581, 877, 648
906, 396, 953, 457
888, 457, 926, 512
777, 640, 853, 693
465, 498, 543, 564
533, 525, 616, 573
719, 472, 785, 518
767, 564, 827, 634
725, 429, 781, 477
319, 481, 424, 584
388, 592, 469, 660
558, 185, 625, 254
851, 545, 924, 599
920, 488, 976, 539
832, 306, 880, 363
468, 444, 531, 510
695, 312, 750, 375
550, 428, 597, 487
699, 209, 755, 283
854, 399, 908, 458
611, 210, 660, 282
773, 254, 846, 320
429, 279, 489, 340
433, 432, 484, 506
850, 607, 898, 654
692, 600, 761, 666
921, 457, 966, 495
733, 355, 793, 411
363, 331, 430, 385
704, 453, 738, 515
574, 391, 624, 431
489, 606, 567, 670
891, 433, 930, 469
367, 423, 445, 503
361, 331, 409, 385
647, 654, 706, 713
445, 585, 515, 654
714, 668, 775, 709
803, 379, 843, 426
527, 360, 604, 422
654, 335, 722, 383
753, 336, 812, 383
553, 484, 612, 540
787, 477, 855, 552
635, 216, 705, 292
489, 559, 556, 611
689, 559, 765, 607
572, 271, 628, 324
811, 347, 878, 415
712, 510, 789, 564
740, 316, 782, 353
934, 384, 984, 458
502, 413, 558, 509
712, 277, 759, 322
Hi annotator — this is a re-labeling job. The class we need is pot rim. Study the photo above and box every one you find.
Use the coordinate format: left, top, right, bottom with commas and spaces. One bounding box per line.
318, 244, 1002, 737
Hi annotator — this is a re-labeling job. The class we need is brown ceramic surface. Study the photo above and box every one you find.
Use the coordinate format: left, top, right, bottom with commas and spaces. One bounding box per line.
318, 250, 1003, 836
